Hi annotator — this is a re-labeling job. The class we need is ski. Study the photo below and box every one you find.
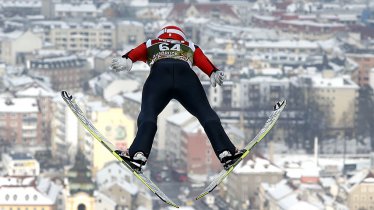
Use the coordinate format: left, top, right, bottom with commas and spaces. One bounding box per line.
61, 90, 180, 208
195, 99, 287, 200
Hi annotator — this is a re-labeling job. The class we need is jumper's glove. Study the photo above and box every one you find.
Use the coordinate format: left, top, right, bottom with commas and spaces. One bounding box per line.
111, 57, 133, 72
210, 70, 225, 87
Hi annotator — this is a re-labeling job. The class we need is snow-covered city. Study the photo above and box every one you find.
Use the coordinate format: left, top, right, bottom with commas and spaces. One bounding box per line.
0, 0, 374, 209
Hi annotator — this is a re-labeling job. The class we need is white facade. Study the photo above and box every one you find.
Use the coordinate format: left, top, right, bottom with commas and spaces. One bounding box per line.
166, 111, 196, 160
0, 30, 42, 65
116, 21, 146, 49
2, 153, 40, 176
154, 100, 183, 160
51, 96, 79, 164
33, 20, 146, 51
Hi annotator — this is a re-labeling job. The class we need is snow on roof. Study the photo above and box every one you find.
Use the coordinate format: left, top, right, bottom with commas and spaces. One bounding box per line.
311, 74, 359, 89
87, 101, 108, 112
123, 91, 142, 103
0, 98, 38, 113
364, 177, 374, 183
319, 177, 336, 188
184, 17, 210, 24
36, 178, 62, 203
15, 86, 55, 97
0, 177, 35, 186
95, 50, 113, 59
234, 156, 283, 174
119, 20, 145, 27
1, 0, 41, 8
130, 0, 149, 7
262, 180, 293, 200
245, 40, 319, 49
280, 20, 345, 28
278, 192, 299, 209
96, 161, 133, 187
0, 187, 55, 205
347, 169, 369, 187
249, 76, 289, 83
0, 30, 24, 40
101, 179, 139, 195
55, 3, 98, 13
288, 201, 320, 210
182, 120, 203, 134
167, 111, 194, 126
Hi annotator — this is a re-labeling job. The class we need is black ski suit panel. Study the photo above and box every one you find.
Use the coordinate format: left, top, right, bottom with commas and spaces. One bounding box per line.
128, 58, 236, 159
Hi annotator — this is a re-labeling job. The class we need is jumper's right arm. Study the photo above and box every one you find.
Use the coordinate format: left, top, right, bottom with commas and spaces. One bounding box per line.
122, 42, 147, 63
111, 42, 147, 72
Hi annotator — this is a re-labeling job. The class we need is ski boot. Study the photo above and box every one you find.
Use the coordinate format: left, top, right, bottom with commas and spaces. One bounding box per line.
115, 149, 147, 172
219, 148, 246, 170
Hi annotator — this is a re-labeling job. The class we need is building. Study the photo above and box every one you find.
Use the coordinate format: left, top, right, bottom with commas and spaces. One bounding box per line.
244, 40, 321, 55
32, 20, 145, 51
169, 3, 240, 24
0, 30, 42, 65
54, 2, 101, 18
93, 50, 114, 73
239, 76, 289, 109
259, 177, 348, 210
153, 100, 183, 160
345, 169, 374, 210
33, 21, 115, 51
115, 21, 145, 48
15, 84, 56, 147
226, 155, 284, 209
0, 176, 63, 210
65, 151, 95, 210
51, 94, 79, 164
96, 161, 153, 210
347, 53, 374, 87
1, 0, 41, 16
201, 80, 235, 108
165, 111, 196, 161
82, 102, 136, 175
0, 97, 43, 146
2, 152, 40, 176
29, 55, 90, 91
182, 121, 221, 175
290, 71, 359, 137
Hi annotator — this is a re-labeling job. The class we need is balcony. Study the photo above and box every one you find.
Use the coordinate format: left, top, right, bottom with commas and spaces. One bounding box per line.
22, 124, 37, 130
22, 132, 37, 138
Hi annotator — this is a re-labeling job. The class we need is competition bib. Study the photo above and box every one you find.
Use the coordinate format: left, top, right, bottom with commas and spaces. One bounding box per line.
146, 39, 195, 67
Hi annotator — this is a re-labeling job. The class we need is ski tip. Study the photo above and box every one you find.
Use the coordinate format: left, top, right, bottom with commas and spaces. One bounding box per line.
61, 90, 73, 100
273, 99, 286, 110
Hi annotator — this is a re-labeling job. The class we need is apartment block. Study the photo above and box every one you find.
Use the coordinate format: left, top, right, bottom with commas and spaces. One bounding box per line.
291, 71, 359, 137
29, 55, 90, 91
182, 122, 222, 175
347, 53, 374, 87
33, 20, 145, 51
0, 97, 42, 146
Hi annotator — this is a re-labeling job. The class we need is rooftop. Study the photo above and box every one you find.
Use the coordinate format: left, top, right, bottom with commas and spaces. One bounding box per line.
0, 98, 39, 113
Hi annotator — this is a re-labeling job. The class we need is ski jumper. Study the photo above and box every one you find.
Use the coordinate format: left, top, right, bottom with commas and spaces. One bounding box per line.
122, 38, 236, 159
